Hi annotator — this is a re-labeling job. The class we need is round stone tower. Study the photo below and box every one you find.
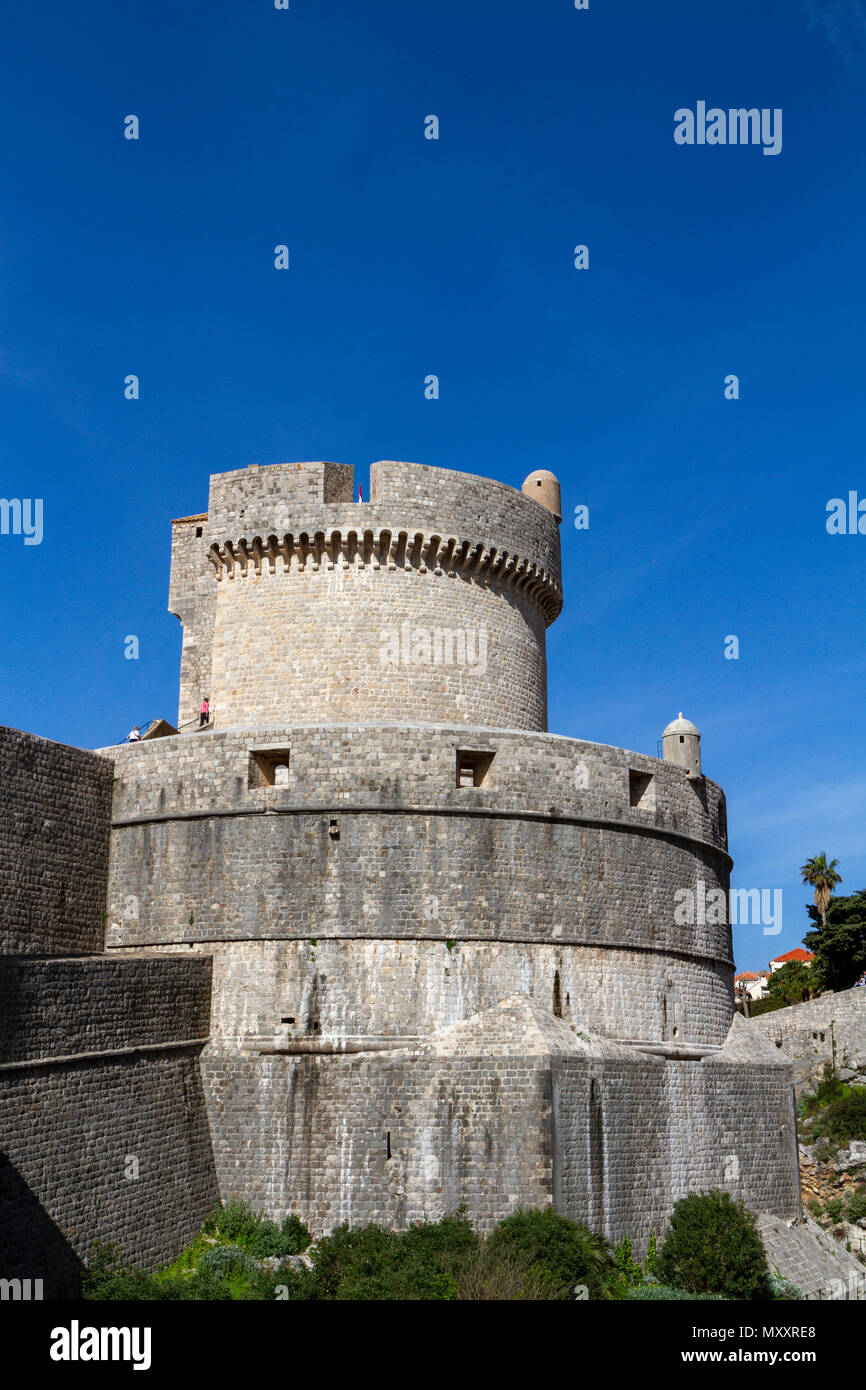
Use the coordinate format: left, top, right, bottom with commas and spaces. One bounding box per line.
103, 457, 743, 1236
170, 460, 562, 734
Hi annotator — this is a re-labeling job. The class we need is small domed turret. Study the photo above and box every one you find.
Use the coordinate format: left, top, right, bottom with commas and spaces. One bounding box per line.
522, 470, 562, 523
662, 712, 702, 779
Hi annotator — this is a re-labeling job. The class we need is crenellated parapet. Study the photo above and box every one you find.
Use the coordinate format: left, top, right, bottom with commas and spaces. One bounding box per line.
171, 458, 563, 732
206, 527, 562, 625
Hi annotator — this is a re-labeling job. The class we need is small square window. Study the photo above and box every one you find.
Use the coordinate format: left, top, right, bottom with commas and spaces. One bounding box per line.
248, 749, 292, 788
456, 749, 495, 788
195, 525, 203, 538
628, 769, 655, 809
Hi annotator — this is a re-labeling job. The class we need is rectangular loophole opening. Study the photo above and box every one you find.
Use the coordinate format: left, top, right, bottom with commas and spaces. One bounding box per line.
628, 769, 655, 809
248, 749, 292, 788
456, 748, 495, 788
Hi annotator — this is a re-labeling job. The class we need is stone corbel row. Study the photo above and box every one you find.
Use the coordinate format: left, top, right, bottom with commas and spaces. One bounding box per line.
207, 529, 562, 623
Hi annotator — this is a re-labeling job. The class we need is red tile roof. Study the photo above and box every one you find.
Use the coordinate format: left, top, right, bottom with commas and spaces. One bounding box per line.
769, 948, 814, 965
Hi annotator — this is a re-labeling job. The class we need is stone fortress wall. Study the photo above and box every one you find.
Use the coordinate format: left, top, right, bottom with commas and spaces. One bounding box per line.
4, 456, 854, 1297
751, 987, 866, 1090
104, 723, 733, 1046
0, 726, 113, 956
0, 728, 218, 1296
195, 1003, 801, 1243
97, 457, 807, 1264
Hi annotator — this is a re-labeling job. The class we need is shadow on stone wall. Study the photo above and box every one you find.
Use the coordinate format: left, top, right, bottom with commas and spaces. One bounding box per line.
0, 1153, 84, 1299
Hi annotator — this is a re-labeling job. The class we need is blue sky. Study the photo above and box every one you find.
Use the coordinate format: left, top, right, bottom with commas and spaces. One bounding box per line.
1, 0, 864, 970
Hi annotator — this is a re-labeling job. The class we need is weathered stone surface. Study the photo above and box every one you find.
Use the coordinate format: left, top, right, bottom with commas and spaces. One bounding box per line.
0, 726, 113, 956
751, 988, 866, 1094
0, 734, 218, 1291
758, 1214, 866, 1299
1, 457, 821, 1292
170, 459, 562, 732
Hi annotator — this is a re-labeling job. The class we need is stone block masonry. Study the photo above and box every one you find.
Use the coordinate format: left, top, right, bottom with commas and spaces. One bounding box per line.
198, 999, 800, 1245
103, 722, 734, 1046
0, 1047, 218, 1297
3, 454, 830, 1295
0, 955, 213, 1064
0, 730, 219, 1294
0, 952, 219, 1296
0, 726, 113, 956
751, 987, 866, 1091
170, 460, 562, 731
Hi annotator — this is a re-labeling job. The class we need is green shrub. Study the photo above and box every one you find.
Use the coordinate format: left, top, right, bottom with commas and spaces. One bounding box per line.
82, 1207, 633, 1303
813, 1142, 838, 1163
202, 1199, 311, 1258
825, 1197, 844, 1223
643, 1231, 660, 1280
613, 1236, 643, 1287
244, 1219, 291, 1258
310, 1223, 402, 1300
768, 1273, 803, 1300
627, 1283, 724, 1301
807, 1199, 823, 1218
205, 1198, 262, 1243
82, 1243, 242, 1301
846, 1187, 866, 1224
456, 1243, 552, 1300
197, 1245, 259, 1279
310, 1213, 478, 1300
82, 1244, 160, 1301
811, 1087, 866, 1149
656, 1191, 772, 1301
280, 1213, 312, 1254
483, 1207, 620, 1300
257, 1263, 320, 1300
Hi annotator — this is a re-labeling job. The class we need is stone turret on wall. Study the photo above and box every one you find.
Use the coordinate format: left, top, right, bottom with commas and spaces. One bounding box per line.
663, 712, 702, 779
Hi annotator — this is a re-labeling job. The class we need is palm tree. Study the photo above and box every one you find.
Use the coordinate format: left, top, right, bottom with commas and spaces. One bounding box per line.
800, 853, 843, 927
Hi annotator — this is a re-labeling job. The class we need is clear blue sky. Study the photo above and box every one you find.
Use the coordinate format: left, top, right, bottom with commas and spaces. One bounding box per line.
1, 1, 863, 971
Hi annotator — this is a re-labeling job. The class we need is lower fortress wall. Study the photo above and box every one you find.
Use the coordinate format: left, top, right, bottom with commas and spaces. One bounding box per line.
751, 987, 866, 1066
104, 723, 735, 1047
0, 724, 825, 1294
0, 729, 219, 1296
0, 956, 219, 1296
0, 725, 113, 956
197, 1012, 801, 1245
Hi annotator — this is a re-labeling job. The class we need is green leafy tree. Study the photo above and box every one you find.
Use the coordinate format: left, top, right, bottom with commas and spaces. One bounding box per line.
800, 853, 842, 927
804, 889, 866, 992
767, 960, 813, 1006
656, 1191, 772, 1300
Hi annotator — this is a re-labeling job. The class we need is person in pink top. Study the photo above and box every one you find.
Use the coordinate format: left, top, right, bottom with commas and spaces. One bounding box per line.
199, 697, 210, 728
